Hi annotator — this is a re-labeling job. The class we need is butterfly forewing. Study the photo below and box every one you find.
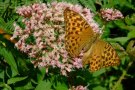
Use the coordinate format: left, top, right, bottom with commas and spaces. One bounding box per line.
64, 8, 96, 57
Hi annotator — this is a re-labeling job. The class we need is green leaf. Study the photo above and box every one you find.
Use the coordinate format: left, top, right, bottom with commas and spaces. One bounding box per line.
0, 83, 12, 90
7, 76, 28, 84
115, 83, 123, 90
0, 70, 4, 79
126, 40, 135, 57
125, 16, 133, 25
114, 20, 126, 29
0, 82, 5, 87
93, 86, 107, 90
128, 30, 135, 39
0, 47, 18, 76
109, 76, 117, 82
79, 0, 96, 13
0, 18, 6, 28
14, 81, 35, 90
54, 82, 68, 90
92, 68, 106, 77
23, 81, 35, 90
35, 80, 52, 90
5, 20, 14, 33
106, 37, 129, 45
37, 68, 46, 83
2, 85, 12, 90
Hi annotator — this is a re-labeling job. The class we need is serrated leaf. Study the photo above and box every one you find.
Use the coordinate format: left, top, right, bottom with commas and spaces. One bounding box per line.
37, 68, 46, 83
54, 82, 68, 90
23, 81, 35, 90
35, 80, 52, 90
7, 76, 28, 84
14, 81, 35, 90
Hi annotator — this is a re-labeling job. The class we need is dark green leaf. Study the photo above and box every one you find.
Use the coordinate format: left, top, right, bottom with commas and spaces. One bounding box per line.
0, 47, 18, 76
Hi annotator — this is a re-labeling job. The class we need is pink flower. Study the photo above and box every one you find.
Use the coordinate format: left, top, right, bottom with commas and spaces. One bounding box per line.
16, 6, 32, 17
70, 85, 88, 90
72, 58, 83, 69
100, 8, 124, 21
12, 2, 101, 76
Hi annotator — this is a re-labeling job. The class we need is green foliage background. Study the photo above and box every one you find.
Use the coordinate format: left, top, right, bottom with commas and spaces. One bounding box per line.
0, 0, 135, 90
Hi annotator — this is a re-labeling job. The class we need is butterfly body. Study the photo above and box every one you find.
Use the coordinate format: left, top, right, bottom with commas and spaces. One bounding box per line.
64, 8, 120, 72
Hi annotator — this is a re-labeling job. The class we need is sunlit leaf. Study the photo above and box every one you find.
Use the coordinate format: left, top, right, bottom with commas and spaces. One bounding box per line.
35, 80, 52, 90
93, 86, 107, 90
92, 68, 106, 77
7, 76, 28, 84
106, 37, 129, 45
115, 83, 123, 90
128, 30, 135, 39
54, 82, 68, 90
37, 68, 46, 83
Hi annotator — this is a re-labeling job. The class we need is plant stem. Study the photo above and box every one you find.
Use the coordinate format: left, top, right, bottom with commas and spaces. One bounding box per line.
111, 61, 133, 90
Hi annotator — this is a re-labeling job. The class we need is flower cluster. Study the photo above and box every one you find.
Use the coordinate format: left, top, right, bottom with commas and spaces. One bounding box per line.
69, 85, 88, 90
11, 2, 101, 76
100, 8, 124, 21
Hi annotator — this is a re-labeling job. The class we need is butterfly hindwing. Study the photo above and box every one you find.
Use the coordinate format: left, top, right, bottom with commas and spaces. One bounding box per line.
83, 39, 120, 72
101, 41, 120, 68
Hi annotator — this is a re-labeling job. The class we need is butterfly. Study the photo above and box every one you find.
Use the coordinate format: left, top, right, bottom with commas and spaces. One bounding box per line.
64, 8, 120, 72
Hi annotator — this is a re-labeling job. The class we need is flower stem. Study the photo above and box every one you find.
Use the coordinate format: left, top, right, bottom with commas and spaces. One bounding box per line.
112, 61, 133, 90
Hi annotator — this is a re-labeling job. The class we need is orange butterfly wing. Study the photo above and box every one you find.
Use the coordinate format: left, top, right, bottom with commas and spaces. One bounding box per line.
83, 39, 120, 72
64, 8, 98, 57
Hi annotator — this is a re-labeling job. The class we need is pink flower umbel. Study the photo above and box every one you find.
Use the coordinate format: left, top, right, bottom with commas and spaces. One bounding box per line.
12, 2, 101, 76
100, 8, 124, 21
69, 85, 88, 90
